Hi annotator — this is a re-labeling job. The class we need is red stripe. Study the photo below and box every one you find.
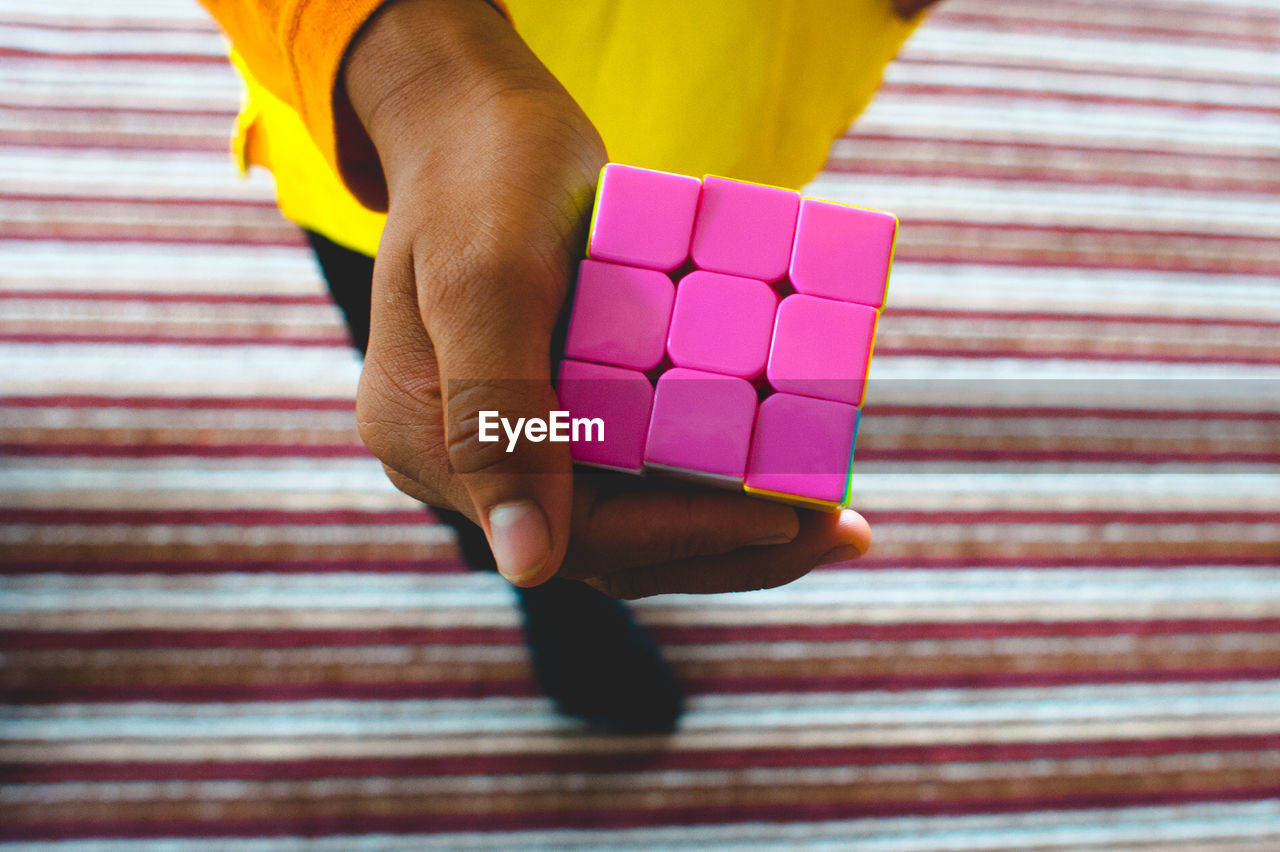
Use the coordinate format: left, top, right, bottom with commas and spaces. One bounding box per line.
840, 131, 1280, 165
0, 133, 227, 154
958, 0, 1280, 29
0, 17, 217, 34
865, 405, 1280, 422
855, 450, 1280, 464
6, 667, 1279, 705
875, 346, 1280, 366
9, 736, 1279, 784
0, 395, 356, 411
0, 47, 229, 64
6, 618, 1280, 652
0, 101, 236, 120
0, 290, 332, 306
0, 333, 345, 347
1, 507, 1273, 527
0, 559, 469, 575
928, 10, 1280, 48
4, 234, 1274, 277
851, 555, 1280, 569
3, 396, 1272, 423
7, 788, 1280, 839
6, 554, 1276, 574
9, 296, 1277, 331
0, 233, 308, 248
6, 333, 1277, 363
824, 158, 1280, 194
1, 443, 371, 459
0, 192, 279, 210
0, 508, 428, 525
879, 81, 1280, 116
5, 443, 1276, 465
892, 55, 1280, 91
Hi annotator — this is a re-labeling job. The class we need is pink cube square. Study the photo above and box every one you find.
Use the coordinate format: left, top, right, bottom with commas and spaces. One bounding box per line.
564, 259, 674, 371
788, 199, 897, 308
666, 270, 777, 379
556, 359, 653, 474
745, 393, 860, 507
587, 164, 702, 272
644, 368, 757, 485
766, 294, 878, 406
690, 176, 801, 282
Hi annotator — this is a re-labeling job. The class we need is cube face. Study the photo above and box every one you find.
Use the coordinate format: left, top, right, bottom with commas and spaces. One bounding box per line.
744, 393, 860, 509
690, 177, 801, 282
556, 359, 653, 474
666, 270, 777, 379
766, 294, 878, 407
789, 199, 897, 308
564, 259, 674, 371
563, 164, 894, 511
644, 368, 757, 484
587, 164, 701, 271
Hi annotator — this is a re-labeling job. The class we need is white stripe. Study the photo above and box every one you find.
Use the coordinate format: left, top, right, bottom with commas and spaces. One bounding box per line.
6, 680, 1280, 738
904, 27, 1280, 80
847, 99, 1280, 149
0, 298, 342, 328
0, 60, 239, 110
805, 175, 1280, 236
0, 148, 274, 199
0, 23, 223, 55
9, 749, 1280, 803
9, 800, 1280, 851
884, 60, 1280, 109
0, 0, 209, 20
0, 522, 452, 548
4, 406, 355, 431
0, 343, 361, 397
885, 264, 1280, 319
4, 568, 1279, 616
0, 242, 323, 296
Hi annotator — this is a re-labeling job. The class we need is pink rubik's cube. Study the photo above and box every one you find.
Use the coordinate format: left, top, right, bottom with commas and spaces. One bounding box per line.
557, 164, 897, 511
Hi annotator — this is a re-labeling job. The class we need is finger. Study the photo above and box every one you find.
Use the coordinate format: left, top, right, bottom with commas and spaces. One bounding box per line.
420, 246, 574, 588
559, 479, 800, 580
585, 509, 871, 599
356, 252, 473, 518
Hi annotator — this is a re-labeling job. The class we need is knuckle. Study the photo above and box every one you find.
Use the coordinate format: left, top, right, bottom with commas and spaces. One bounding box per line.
444, 400, 513, 476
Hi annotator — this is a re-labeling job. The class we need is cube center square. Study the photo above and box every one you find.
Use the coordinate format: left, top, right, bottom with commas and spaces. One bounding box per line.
767, 294, 878, 407
666, 270, 777, 379
788, 198, 897, 309
556, 359, 653, 474
644, 368, 757, 484
587, 164, 702, 272
745, 393, 860, 509
564, 259, 674, 371
691, 176, 801, 282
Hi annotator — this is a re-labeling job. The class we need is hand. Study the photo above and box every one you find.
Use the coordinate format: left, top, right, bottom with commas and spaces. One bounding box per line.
342, 0, 871, 596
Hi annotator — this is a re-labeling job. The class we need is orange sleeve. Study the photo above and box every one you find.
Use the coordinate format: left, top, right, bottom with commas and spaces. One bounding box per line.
197, 0, 510, 197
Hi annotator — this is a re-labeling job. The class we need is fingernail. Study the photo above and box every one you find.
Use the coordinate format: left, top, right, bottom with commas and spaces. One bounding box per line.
748, 532, 796, 547
817, 544, 865, 566
488, 500, 551, 586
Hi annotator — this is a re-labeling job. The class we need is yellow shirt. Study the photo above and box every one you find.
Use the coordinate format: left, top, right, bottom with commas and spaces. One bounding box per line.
217, 1, 923, 257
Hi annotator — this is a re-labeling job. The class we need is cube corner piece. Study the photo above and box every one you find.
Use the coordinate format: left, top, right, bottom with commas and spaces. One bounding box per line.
586, 164, 702, 272
788, 197, 898, 310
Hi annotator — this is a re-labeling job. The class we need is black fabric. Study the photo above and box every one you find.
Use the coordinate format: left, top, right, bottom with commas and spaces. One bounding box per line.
303, 228, 685, 732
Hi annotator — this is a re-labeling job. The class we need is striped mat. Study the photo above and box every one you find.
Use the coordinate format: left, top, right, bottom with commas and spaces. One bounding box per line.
3, 0, 1280, 848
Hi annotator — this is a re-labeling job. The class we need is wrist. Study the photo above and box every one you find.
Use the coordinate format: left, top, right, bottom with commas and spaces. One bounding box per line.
343, 0, 559, 189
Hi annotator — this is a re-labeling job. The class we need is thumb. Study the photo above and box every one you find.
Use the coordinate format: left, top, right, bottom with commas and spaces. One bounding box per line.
426, 267, 572, 588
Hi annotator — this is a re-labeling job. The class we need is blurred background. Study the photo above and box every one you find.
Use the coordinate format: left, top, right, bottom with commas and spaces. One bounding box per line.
2, 0, 1279, 847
